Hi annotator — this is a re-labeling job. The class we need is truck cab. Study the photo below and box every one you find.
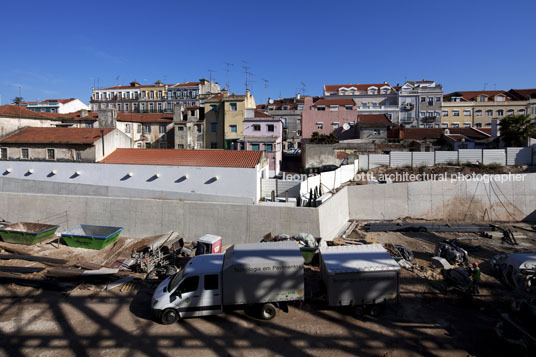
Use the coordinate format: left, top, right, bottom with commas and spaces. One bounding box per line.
152, 253, 224, 324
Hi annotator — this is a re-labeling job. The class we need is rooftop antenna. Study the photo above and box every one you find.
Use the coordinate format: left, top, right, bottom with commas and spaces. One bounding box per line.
224, 62, 233, 90
208, 69, 215, 84
262, 78, 269, 102
300, 81, 306, 95
242, 61, 250, 91
115, 75, 120, 86
483, 83, 488, 91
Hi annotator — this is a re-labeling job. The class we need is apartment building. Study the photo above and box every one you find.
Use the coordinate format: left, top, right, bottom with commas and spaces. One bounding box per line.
301, 97, 358, 139
256, 95, 304, 150
24, 98, 89, 114
323, 82, 399, 122
203, 89, 256, 149
90, 79, 220, 114
174, 105, 205, 149
442, 91, 527, 128
398, 80, 443, 128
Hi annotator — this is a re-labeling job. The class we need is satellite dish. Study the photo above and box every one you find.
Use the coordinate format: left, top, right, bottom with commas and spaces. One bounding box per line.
342, 123, 350, 131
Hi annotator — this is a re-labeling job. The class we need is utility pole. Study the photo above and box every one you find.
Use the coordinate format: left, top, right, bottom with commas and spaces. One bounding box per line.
224, 62, 233, 90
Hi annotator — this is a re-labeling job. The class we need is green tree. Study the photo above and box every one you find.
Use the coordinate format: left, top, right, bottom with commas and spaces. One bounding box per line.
500, 114, 536, 147
12, 96, 23, 105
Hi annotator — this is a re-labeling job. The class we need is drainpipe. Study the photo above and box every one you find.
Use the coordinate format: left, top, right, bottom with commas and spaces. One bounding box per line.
101, 129, 105, 157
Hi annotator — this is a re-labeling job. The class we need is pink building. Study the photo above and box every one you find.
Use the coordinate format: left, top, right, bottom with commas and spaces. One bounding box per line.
301, 97, 358, 138
239, 110, 283, 176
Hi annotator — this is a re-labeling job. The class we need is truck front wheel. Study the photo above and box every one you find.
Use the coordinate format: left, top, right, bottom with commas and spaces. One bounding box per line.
161, 308, 179, 325
260, 303, 277, 320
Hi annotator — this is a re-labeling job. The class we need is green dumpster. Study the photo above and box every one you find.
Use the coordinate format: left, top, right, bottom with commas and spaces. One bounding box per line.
61, 224, 124, 250
0, 222, 59, 245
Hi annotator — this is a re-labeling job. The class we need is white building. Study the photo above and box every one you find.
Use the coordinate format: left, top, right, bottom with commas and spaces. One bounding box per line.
25, 98, 89, 114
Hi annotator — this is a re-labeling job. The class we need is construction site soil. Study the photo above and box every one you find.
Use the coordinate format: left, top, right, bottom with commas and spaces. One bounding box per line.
0, 222, 535, 356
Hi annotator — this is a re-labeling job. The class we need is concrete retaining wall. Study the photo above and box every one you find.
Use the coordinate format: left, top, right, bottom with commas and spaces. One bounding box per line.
0, 192, 321, 244
348, 173, 536, 222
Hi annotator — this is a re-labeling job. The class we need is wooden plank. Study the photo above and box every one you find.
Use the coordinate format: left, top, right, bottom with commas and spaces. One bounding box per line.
0, 254, 67, 265
0, 266, 45, 274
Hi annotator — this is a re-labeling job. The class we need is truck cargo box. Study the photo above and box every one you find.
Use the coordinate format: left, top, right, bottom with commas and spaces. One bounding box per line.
222, 241, 305, 306
320, 244, 400, 306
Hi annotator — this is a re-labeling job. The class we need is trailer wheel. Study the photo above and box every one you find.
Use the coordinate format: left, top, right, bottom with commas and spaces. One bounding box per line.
161, 308, 179, 325
353, 306, 365, 317
260, 303, 277, 320
368, 304, 383, 317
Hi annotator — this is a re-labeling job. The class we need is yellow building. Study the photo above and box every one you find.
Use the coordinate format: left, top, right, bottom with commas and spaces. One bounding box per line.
442, 91, 527, 128
139, 80, 168, 113
203, 89, 256, 149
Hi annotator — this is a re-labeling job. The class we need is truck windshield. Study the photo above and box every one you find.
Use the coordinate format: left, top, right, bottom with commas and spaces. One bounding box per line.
168, 270, 185, 292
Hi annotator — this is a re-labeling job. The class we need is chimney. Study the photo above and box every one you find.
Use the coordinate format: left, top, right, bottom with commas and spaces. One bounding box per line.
222, 89, 229, 98
246, 89, 250, 97
296, 93, 301, 100
80, 109, 88, 118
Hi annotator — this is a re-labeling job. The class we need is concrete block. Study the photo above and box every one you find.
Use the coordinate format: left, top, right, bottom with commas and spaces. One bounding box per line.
431, 256, 452, 270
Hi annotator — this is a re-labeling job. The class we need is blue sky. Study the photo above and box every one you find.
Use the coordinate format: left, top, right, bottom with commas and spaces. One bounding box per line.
0, 0, 535, 105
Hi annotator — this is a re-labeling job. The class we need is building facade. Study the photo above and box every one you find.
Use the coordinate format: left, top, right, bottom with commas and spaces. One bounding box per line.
398, 80, 443, 128
24, 98, 89, 114
301, 97, 358, 139
257, 95, 304, 151
174, 105, 205, 149
203, 89, 256, 149
0, 127, 132, 162
90, 79, 220, 114
441, 91, 527, 128
239, 109, 283, 176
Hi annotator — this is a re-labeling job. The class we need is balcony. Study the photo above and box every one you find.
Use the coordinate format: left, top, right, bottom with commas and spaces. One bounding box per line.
358, 105, 399, 111
421, 116, 438, 122
401, 116, 414, 123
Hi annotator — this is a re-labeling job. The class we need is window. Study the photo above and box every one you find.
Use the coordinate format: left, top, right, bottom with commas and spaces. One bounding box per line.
421, 97, 426, 102
210, 122, 217, 132
496, 95, 505, 101
149, 103, 154, 112
21, 148, 29, 159
486, 110, 493, 116
329, 105, 338, 111
372, 102, 377, 107
190, 110, 195, 117
464, 110, 471, 117
196, 125, 202, 133
420, 111, 425, 117
485, 123, 492, 127
267, 124, 274, 132
345, 105, 353, 111
463, 122, 471, 128
204, 274, 219, 290
177, 126, 184, 131
496, 109, 504, 116
46, 149, 55, 160
137, 142, 143, 148
137, 124, 142, 133
441, 123, 448, 128
117, 104, 121, 111
316, 122, 323, 130
436, 96, 441, 103
144, 124, 150, 133
332, 122, 339, 130
159, 125, 166, 134
177, 144, 184, 149
519, 109, 526, 114
141, 103, 146, 111
475, 123, 482, 128
507, 109, 514, 116
1, 148, 7, 160
453, 110, 460, 117
265, 144, 273, 152
479, 96, 486, 102
229, 103, 237, 111
316, 106, 325, 111
178, 276, 199, 294
475, 110, 482, 117
125, 103, 129, 112
253, 124, 261, 131
86, 123, 93, 128
158, 91, 162, 99
282, 117, 288, 127
150, 91, 154, 99
210, 104, 218, 111
211, 142, 217, 149
442, 110, 449, 117
452, 123, 460, 128
230, 125, 237, 133
251, 144, 260, 151
296, 130, 302, 136
125, 124, 131, 133
158, 103, 162, 112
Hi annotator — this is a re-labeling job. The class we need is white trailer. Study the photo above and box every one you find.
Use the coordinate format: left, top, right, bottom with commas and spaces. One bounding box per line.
151, 241, 305, 324
320, 244, 400, 315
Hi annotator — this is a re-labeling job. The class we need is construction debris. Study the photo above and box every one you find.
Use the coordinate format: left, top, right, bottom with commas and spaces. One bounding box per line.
104, 276, 135, 291
384, 243, 414, 261
431, 257, 452, 270
363, 222, 492, 233
435, 241, 468, 265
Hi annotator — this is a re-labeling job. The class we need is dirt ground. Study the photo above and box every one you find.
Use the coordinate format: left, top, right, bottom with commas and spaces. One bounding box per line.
0, 224, 535, 356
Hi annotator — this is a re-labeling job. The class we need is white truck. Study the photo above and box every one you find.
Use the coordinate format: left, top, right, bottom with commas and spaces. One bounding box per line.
151, 242, 399, 324
151, 241, 305, 324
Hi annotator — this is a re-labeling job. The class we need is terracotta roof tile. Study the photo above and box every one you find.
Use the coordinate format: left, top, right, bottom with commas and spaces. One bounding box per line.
0, 127, 114, 145
357, 114, 391, 124
100, 149, 262, 168
312, 99, 355, 107
0, 105, 58, 120
445, 90, 510, 101
254, 110, 272, 118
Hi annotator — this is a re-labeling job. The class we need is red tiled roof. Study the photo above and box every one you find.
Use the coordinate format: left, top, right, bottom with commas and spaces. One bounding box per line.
445, 91, 510, 101
0, 127, 114, 145
170, 82, 201, 88
324, 83, 391, 92
312, 99, 355, 107
357, 114, 391, 124
116, 113, 173, 123
100, 149, 262, 168
0, 105, 58, 120
254, 110, 272, 118
41, 98, 76, 104
186, 105, 200, 109
508, 88, 536, 100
